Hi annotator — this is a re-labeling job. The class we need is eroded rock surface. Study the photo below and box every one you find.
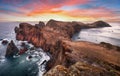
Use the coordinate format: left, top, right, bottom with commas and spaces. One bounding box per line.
44, 61, 119, 76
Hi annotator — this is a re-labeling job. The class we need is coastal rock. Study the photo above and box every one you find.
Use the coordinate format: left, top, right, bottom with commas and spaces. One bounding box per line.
18, 42, 28, 54
1, 40, 8, 45
89, 21, 111, 28
14, 20, 120, 75
44, 61, 117, 76
5, 40, 19, 58
14, 26, 19, 33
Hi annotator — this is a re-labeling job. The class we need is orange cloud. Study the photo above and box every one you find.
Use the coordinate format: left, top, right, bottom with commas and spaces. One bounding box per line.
23, 0, 89, 16
65, 8, 114, 18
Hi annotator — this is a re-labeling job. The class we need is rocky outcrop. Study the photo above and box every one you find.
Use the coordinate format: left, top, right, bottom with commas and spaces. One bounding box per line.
1, 40, 8, 45
44, 61, 119, 76
5, 40, 19, 58
14, 20, 120, 75
89, 21, 111, 28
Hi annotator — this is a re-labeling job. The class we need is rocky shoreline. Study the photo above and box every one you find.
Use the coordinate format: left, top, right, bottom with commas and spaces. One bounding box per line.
6, 19, 120, 76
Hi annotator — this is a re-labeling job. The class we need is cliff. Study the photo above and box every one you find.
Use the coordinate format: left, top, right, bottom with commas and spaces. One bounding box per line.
14, 20, 120, 75
44, 61, 119, 76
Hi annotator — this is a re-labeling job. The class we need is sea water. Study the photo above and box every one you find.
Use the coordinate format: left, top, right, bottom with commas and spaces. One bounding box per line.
0, 22, 50, 76
73, 23, 120, 46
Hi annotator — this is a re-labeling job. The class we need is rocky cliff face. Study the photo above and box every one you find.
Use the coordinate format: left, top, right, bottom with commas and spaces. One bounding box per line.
44, 61, 119, 76
14, 20, 120, 76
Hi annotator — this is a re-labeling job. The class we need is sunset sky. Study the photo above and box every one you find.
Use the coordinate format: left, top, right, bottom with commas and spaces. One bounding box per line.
0, 0, 120, 22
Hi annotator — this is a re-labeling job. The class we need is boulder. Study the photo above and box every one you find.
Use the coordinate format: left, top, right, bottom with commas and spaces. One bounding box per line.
18, 42, 28, 55
5, 40, 19, 58
14, 26, 19, 33
2, 40, 8, 45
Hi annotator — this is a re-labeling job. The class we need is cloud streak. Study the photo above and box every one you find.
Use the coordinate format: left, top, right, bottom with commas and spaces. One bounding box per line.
0, 0, 120, 22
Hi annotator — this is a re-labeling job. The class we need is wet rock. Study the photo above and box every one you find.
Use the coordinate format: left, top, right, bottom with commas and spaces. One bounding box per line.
41, 60, 47, 65
5, 40, 19, 58
21, 42, 26, 47
28, 55, 32, 59
1, 40, 8, 45
14, 26, 19, 33
18, 48, 27, 55
30, 47, 35, 50
18, 42, 28, 54
2, 40, 8, 45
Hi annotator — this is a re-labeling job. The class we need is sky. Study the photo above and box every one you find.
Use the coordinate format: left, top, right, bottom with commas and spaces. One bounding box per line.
0, 0, 120, 22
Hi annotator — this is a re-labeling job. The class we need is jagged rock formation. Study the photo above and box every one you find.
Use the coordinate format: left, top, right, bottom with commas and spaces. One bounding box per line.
44, 61, 119, 76
5, 40, 19, 58
14, 20, 120, 75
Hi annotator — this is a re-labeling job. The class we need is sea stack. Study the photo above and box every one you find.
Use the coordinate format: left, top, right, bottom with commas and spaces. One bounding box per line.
5, 40, 19, 58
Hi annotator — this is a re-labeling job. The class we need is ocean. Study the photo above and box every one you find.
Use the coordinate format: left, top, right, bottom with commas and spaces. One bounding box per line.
73, 23, 120, 46
0, 22, 120, 76
0, 22, 50, 76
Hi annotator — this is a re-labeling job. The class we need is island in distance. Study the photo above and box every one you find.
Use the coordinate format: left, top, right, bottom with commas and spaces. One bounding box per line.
6, 19, 120, 76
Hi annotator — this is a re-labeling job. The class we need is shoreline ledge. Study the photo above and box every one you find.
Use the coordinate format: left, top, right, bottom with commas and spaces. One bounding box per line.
14, 19, 120, 76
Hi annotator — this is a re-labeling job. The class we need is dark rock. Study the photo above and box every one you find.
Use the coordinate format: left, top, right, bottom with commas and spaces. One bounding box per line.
2, 40, 8, 45
5, 40, 19, 58
90, 21, 111, 28
30, 47, 35, 50
28, 55, 32, 59
21, 42, 26, 47
14, 26, 19, 33
41, 60, 47, 65
18, 48, 28, 55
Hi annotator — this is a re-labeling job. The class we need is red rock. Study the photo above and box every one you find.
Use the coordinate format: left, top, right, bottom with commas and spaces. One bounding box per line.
18, 48, 28, 55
